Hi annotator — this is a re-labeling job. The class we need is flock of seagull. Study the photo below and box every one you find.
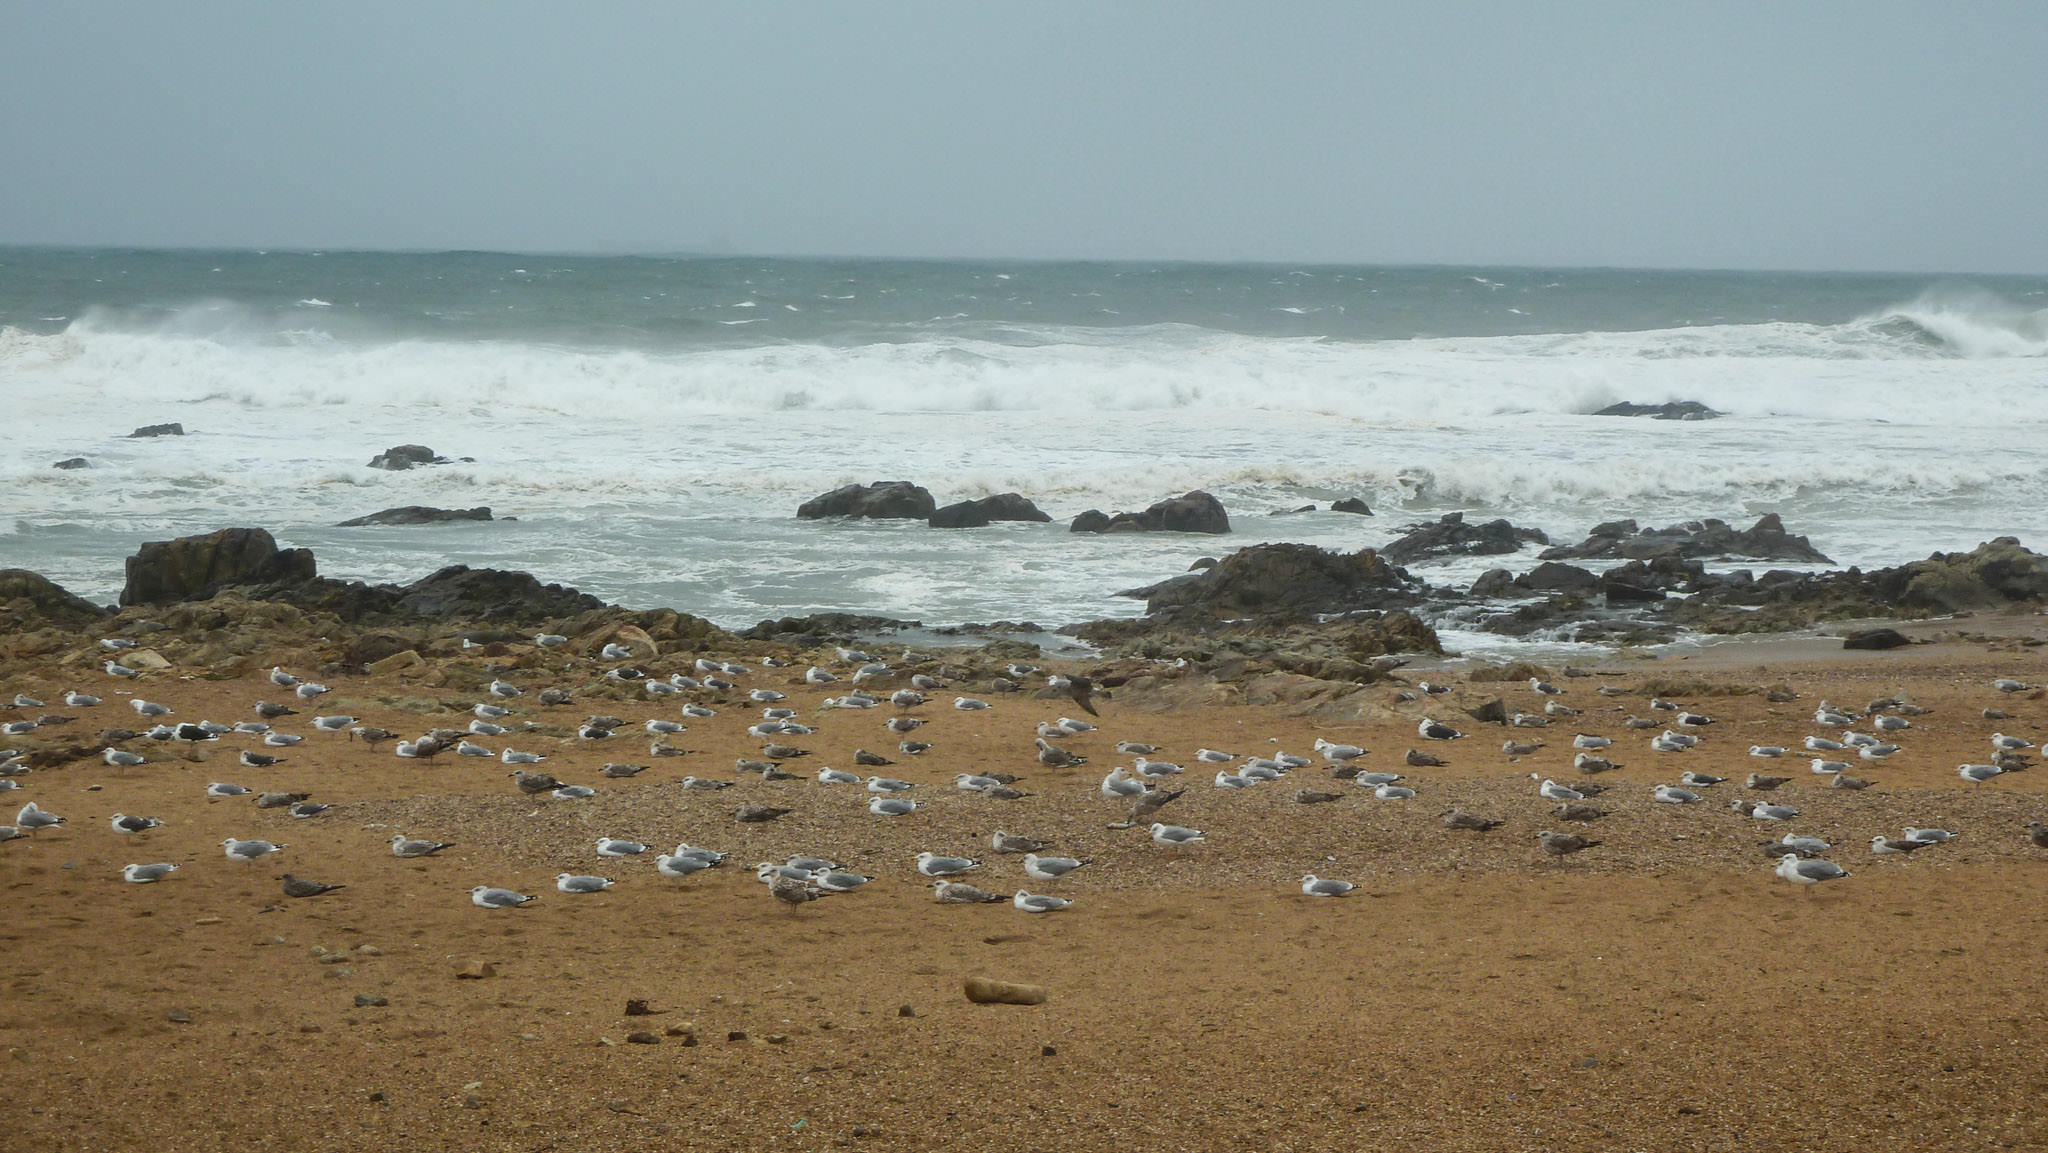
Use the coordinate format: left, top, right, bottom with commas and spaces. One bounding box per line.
5, 642, 2046, 912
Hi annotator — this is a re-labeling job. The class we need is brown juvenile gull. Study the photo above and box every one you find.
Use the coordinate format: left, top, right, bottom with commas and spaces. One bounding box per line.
769, 871, 830, 911
390, 833, 455, 858
1061, 674, 1101, 717
1746, 773, 1792, 791
1113, 786, 1187, 829
991, 830, 1051, 854
254, 791, 310, 810
1294, 790, 1343, 804
509, 770, 565, 796
1536, 830, 1600, 858
853, 748, 895, 767
278, 873, 346, 897
1440, 808, 1504, 831
735, 804, 792, 823
1035, 738, 1086, 768
1404, 749, 1446, 768
2026, 822, 2048, 851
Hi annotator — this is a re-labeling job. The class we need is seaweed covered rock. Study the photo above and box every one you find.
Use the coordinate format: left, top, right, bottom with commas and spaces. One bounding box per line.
1069, 491, 1230, 535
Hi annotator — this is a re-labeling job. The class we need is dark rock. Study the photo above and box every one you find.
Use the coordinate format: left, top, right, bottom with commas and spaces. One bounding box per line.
337, 506, 494, 527
127, 423, 185, 438
797, 481, 936, 520
52, 457, 89, 470
120, 528, 318, 607
1379, 513, 1549, 565
1464, 698, 1509, 724
367, 444, 448, 470
1842, 628, 1911, 650
1602, 579, 1667, 604
0, 569, 112, 626
1072, 491, 1230, 535
1469, 569, 1519, 598
392, 565, 606, 623
928, 493, 1052, 529
1069, 509, 1111, 533
1272, 504, 1317, 515
1518, 562, 1600, 594
1330, 498, 1373, 515
1540, 514, 1831, 565
1591, 401, 1721, 420
1123, 543, 1421, 620
739, 612, 921, 645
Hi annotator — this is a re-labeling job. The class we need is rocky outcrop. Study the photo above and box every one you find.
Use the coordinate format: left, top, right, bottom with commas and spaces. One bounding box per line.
1122, 543, 1421, 620
0, 569, 110, 628
52, 457, 88, 470
367, 444, 450, 470
928, 493, 1052, 529
1330, 498, 1372, 515
128, 423, 185, 438
1069, 491, 1230, 535
1540, 514, 1831, 565
1591, 401, 1721, 420
337, 506, 495, 527
1378, 513, 1548, 565
120, 528, 318, 607
1068, 611, 1440, 680
390, 566, 605, 623
796, 481, 936, 520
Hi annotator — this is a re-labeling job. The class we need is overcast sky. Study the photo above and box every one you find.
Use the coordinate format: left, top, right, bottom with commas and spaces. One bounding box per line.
4, 2, 2044, 273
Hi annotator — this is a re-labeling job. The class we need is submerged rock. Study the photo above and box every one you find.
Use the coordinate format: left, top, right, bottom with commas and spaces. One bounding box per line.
928, 493, 1052, 528
127, 423, 185, 438
1378, 513, 1548, 565
337, 506, 494, 527
1540, 514, 1832, 565
797, 481, 936, 520
1069, 491, 1231, 535
367, 444, 449, 470
51, 457, 89, 470
1591, 401, 1721, 420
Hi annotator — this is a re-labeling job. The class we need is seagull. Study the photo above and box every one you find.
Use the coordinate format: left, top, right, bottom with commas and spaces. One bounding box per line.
100, 638, 139, 651
1133, 757, 1184, 777
1418, 718, 1463, 741
1959, 763, 2005, 784
868, 796, 920, 816
1811, 759, 1849, 774
1440, 809, 1503, 832
1314, 738, 1367, 763
1745, 773, 1792, 791
1675, 712, 1714, 728
1747, 801, 1800, 821
109, 812, 163, 834
1022, 853, 1090, 880
1776, 854, 1847, 885
1014, 890, 1073, 913
1903, 827, 1957, 843
534, 633, 568, 649
1873, 714, 1911, 732
222, 837, 285, 860
104, 660, 141, 678
915, 852, 980, 877
279, 874, 346, 898
1857, 744, 1899, 761
1195, 748, 1237, 764
818, 767, 861, 785
1115, 741, 1161, 756
131, 699, 172, 718
1678, 771, 1726, 788
954, 697, 991, 710
487, 680, 523, 699
595, 838, 649, 857
1991, 733, 2034, 752
1149, 823, 1204, 846
391, 833, 455, 857
1537, 778, 1583, 802
1993, 678, 2032, 693
866, 776, 914, 793
1651, 784, 1701, 804
1831, 772, 1873, 791
1650, 734, 1692, 753
1058, 674, 1101, 717
1575, 753, 1620, 774
312, 715, 355, 732
1536, 830, 1599, 857
1778, 833, 1831, 854
1403, 749, 1444, 768
470, 886, 537, 908
811, 870, 870, 892
556, 873, 615, 894
121, 862, 179, 883
15, 801, 63, 829
1213, 770, 1254, 789
63, 690, 100, 708
205, 782, 251, 798
103, 748, 146, 767
655, 853, 715, 878
890, 690, 926, 708
1805, 735, 1846, 751
456, 740, 493, 758
933, 880, 1004, 904
1870, 835, 1934, 855
1035, 738, 1085, 768
1749, 746, 1787, 758
680, 776, 731, 791
255, 791, 309, 810
1502, 740, 1543, 756
1572, 734, 1612, 751
293, 682, 331, 701
992, 830, 1051, 854
1373, 783, 1417, 799
501, 748, 545, 765
1300, 874, 1358, 897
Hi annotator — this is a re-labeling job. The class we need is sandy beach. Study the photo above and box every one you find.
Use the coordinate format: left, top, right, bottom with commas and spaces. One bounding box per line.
4, 614, 2047, 1152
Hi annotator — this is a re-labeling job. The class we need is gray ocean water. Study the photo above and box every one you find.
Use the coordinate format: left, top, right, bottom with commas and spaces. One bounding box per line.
4, 248, 2046, 656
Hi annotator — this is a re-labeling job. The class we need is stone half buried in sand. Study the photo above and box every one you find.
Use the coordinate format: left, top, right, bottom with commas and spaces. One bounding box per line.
1068, 490, 1231, 535
962, 976, 1047, 1005
336, 506, 495, 527
928, 493, 1054, 528
120, 528, 318, 607
796, 481, 936, 520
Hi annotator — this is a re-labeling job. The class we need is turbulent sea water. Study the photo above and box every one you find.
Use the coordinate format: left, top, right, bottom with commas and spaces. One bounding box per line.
3, 248, 2046, 657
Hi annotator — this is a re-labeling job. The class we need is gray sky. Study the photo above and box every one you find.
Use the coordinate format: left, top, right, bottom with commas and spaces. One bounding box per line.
4, 1, 2044, 272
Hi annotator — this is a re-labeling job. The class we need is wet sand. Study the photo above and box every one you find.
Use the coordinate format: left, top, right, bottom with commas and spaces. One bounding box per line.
4, 630, 2047, 1151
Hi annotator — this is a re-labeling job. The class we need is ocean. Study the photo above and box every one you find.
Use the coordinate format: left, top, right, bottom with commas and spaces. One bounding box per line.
3, 248, 2045, 657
